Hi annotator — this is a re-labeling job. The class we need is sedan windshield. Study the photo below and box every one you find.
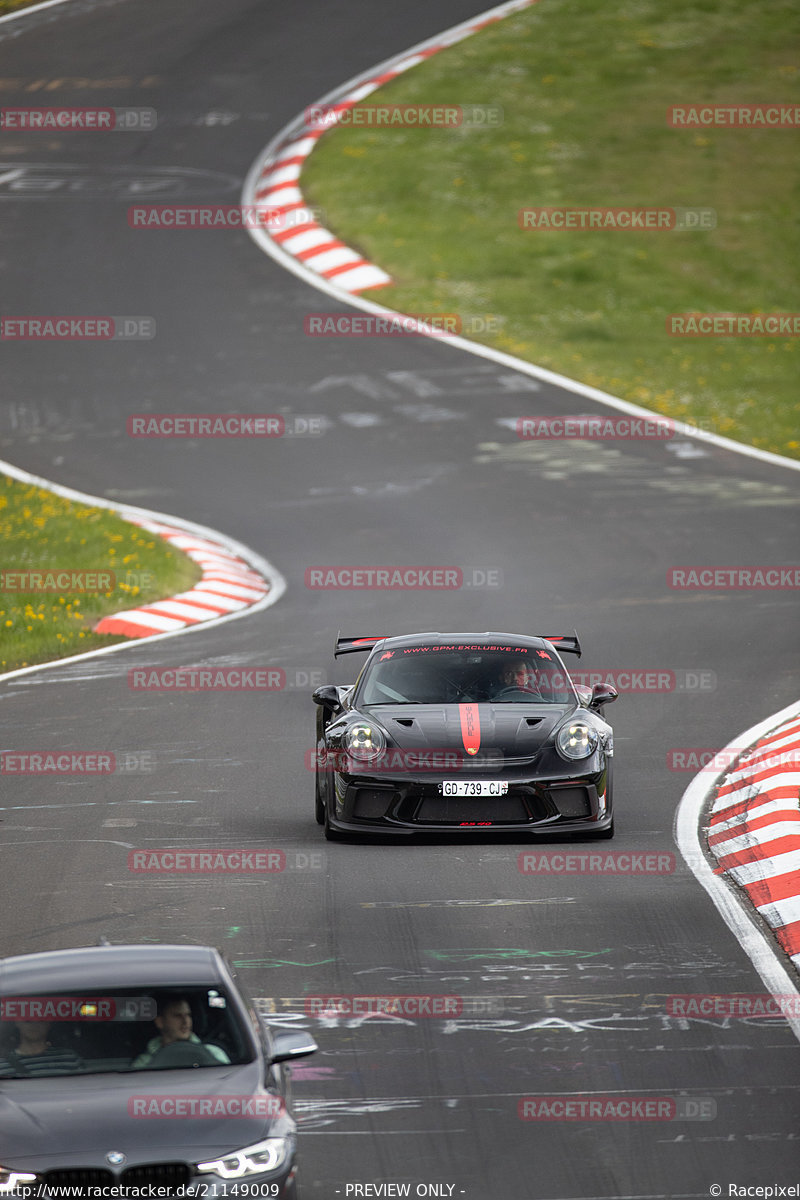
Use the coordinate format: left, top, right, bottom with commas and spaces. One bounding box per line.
0, 986, 252, 1077
360, 647, 575, 705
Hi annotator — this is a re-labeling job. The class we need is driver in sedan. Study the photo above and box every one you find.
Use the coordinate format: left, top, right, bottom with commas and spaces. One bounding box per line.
132, 994, 230, 1068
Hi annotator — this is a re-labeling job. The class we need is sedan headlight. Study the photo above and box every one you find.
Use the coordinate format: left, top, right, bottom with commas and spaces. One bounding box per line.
345, 722, 385, 760
556, 722, 599, 760
197, 1136, 291, 1179
0, 1170, 37, 1195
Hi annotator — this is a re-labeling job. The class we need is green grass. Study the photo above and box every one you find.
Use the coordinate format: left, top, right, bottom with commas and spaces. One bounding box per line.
0, 0, 45, 12
0, 474, 202, 672
302, 0, 800, 459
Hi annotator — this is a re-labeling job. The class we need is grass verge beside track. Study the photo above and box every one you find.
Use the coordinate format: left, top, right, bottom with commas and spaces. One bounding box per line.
302, 0, 800, 460
0, 0, 47, 13
0, 474, 201, 671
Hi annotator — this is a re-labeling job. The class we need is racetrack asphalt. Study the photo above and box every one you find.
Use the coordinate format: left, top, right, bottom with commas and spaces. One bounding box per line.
1, 0, 799, 1194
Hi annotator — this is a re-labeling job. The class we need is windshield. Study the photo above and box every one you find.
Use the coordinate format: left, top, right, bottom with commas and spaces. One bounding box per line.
0, 986, 253, 1078
359, 646, 575, 705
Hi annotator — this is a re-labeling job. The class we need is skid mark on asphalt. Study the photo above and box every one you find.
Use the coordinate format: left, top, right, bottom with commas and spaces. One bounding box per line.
477, 437, 800, 506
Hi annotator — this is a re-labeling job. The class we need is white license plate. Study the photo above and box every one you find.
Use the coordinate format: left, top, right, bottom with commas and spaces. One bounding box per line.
440, 780, 509, 797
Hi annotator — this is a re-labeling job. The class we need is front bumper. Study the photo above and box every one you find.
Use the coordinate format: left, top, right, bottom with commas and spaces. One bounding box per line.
24, 1170, 296, 1200
327, 764, 612, 836
22, 1158, 297, 1199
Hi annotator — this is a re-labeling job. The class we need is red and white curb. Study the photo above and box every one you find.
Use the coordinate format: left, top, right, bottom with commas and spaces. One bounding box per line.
244, 0, 538, 295
94, 519, 271, 639
706, 716, 800, 970
0, 456, 286, 684
676, 699, 800, 1042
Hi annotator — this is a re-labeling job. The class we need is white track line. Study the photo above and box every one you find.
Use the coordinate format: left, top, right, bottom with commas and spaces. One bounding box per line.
0, 0, 77, 25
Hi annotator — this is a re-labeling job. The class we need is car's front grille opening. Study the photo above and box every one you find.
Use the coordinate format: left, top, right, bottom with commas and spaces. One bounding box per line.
43, 1164, 191, 1193
417, 795, 530, 823
123, 1163, 191, 1189
352, 788, 393, 819
550, 786, 593, 818
43, 1170, 114, 1189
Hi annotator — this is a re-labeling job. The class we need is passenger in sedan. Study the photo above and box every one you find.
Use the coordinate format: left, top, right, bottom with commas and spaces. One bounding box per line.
0, 1020, 85, 1077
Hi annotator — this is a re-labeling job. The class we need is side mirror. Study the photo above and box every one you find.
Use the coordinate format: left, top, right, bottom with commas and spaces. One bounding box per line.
312, 684, 343, 711
269, 1028, 318, 1064
590, 683, 618, 709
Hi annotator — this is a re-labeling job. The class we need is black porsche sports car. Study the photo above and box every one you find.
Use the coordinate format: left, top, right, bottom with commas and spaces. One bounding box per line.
0, 943, 317, 1198
313, 631, 617, 840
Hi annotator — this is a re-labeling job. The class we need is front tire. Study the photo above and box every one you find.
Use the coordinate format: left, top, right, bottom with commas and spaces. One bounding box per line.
323, 804, 345, 841
314, 765, 325, 825
593, 817, 615, 839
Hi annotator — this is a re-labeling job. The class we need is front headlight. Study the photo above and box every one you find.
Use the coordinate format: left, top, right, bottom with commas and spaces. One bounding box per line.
556, 722, 599, 760
197, 1136, 291, 1179
0, 1170, 37, 1195
345, 722, 385, 760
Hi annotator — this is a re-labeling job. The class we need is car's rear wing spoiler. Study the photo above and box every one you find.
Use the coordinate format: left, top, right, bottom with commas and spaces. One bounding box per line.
334, 634, 387, 658
541, 631, 582, 658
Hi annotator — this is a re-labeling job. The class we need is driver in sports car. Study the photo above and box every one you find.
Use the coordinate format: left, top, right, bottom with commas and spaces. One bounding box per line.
494, 657, 543, 698
131, 993, 230, 1068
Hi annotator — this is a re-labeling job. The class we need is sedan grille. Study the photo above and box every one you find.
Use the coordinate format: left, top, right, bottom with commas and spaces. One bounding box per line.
42, 1163, 191, 1194
123, 1164, 191, 1189
43, 1170, 114, 1189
